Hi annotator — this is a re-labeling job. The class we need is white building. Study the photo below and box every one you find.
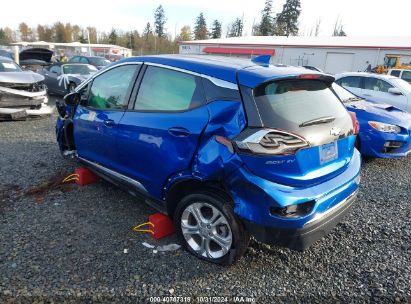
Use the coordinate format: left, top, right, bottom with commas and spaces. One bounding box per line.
179, 36, 411, 74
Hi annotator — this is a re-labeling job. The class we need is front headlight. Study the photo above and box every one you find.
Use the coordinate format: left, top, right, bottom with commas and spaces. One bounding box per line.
368, 121, 401, 133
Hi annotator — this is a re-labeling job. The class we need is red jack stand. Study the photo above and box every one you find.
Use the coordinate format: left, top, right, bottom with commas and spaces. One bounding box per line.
74, 167, 100, 186
149, 213, 175, 239
133, 213, 175, 240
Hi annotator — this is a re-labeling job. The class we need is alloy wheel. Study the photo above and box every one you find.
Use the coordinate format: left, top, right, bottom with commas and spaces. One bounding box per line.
181, 202, 233, 259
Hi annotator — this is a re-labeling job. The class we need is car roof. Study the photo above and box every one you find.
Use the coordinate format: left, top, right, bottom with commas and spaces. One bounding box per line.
335, 72, 398, 80
117, 54, 327, 87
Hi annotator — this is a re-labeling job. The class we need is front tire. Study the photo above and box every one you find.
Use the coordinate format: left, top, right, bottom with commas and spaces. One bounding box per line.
174, 191, 249, 265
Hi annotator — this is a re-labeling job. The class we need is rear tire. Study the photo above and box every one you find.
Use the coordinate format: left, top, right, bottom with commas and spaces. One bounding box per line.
174, 191, 249, 265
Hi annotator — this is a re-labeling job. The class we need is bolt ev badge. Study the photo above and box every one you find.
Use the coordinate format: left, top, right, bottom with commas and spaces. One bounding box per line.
330, 127, 341, 136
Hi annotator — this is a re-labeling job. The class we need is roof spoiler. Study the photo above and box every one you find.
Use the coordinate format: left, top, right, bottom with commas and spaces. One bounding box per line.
298, 74, 335, 84
251, 55, 271, 66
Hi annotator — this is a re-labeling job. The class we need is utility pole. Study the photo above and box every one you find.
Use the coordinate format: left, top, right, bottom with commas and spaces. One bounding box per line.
87, 29, 91, 56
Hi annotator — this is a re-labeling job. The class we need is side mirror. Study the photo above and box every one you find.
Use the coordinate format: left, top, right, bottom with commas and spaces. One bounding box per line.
64, 92, 81, 106
388, 87, 403, 95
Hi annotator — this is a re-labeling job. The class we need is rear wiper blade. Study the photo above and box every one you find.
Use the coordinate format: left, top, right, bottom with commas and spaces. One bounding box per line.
299, 116, 336, 127
344, 97, 362, 102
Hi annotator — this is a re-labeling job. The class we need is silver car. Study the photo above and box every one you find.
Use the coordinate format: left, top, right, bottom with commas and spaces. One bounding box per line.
335, 72, 411, 113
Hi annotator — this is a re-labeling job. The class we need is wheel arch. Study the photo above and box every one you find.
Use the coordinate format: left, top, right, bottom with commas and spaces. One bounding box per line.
165, 178, 232, 219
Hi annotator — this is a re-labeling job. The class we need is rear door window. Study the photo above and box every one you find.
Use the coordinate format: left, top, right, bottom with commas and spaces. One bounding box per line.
253, 79, 348, 129
363, 78, 393, 93
336, 76, 361, 88
133, 66, 205, 111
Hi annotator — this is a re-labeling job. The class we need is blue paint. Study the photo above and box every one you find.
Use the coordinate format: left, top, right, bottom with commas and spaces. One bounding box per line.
347, 100, 411, 158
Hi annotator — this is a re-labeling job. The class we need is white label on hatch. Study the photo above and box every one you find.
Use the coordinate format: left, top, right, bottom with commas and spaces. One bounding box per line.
319, 141, 338, 165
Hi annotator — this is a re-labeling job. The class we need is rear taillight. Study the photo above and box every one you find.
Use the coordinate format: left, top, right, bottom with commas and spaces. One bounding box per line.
349, 112, 360, 135
234, 129, 310, 155
298, 74, 321, 79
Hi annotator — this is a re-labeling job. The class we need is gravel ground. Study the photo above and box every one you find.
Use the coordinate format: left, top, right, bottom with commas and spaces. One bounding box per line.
0, 97, 410, 303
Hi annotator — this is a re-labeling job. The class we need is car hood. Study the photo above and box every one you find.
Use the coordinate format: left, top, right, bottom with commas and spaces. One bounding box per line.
19, 48, 53, 63
346, 100, 411, 128
0, 71, 45, 84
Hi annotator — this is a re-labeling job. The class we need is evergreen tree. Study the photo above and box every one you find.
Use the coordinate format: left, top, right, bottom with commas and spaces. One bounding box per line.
53, 22, 65, 42
108, 28, 118, 45
154, 5, 167, 38
259, 0, 275, 36
194, 13, 208, 40
143, 22, 153, 40
228, 18, 244, 37
210, 20, 222, 39
275, 0, 301, 36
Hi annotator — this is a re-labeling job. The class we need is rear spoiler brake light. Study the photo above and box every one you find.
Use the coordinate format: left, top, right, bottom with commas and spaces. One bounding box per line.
298, 74, 335, 84
298, 74, 321, 79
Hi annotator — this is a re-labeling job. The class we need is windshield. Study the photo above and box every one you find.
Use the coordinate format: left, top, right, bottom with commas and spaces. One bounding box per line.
62, 64, 97, 75
332, 83, 359, 102
254, 79, 348, 130
0, 60, 22, 72
384, 57, 398, 68
89, 57, 110, 66
390, 78, 411, 94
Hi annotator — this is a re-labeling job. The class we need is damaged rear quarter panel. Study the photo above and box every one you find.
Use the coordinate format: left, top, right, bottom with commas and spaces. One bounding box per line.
163, 100, 247, 197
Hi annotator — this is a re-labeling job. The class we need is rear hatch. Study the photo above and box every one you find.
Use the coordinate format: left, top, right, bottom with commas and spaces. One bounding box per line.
236, 74, 356, 187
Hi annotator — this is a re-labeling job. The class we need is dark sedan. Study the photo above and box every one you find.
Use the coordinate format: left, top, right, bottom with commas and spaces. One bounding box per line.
68, 55, 110, 70
38, 63, 97, 95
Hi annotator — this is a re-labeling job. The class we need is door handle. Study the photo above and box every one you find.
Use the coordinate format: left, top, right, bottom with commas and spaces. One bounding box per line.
363, 94, 371, 97
103, 119, 115, 127
168, 127, 190, 137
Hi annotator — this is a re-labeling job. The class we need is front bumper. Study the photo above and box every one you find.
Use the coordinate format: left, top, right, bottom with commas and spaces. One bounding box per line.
243, 189, 358, 250
359, 129, 411, 158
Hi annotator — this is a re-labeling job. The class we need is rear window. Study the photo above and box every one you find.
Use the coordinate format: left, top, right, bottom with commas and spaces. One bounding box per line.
253, 79, 348, 129
402, 71, 411, 82
336, 76, 361, 88
89, 57, 110, 66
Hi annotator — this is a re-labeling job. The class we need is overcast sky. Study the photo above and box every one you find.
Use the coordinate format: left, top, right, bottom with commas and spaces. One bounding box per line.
1, 0, 410, 38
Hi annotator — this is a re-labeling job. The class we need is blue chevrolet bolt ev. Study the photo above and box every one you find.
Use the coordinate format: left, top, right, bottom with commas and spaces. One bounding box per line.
55, 55, 361, 265
332, 83, 411, 158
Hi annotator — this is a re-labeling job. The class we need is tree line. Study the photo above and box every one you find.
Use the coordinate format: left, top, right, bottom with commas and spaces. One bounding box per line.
0, 0, 346, 55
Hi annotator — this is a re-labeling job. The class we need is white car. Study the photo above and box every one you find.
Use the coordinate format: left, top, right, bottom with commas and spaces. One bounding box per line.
387, 69, 411, 84
335, 72, 411, 113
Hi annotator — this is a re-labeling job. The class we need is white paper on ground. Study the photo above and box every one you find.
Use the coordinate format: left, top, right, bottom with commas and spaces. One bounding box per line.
142, 242, 155, 249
